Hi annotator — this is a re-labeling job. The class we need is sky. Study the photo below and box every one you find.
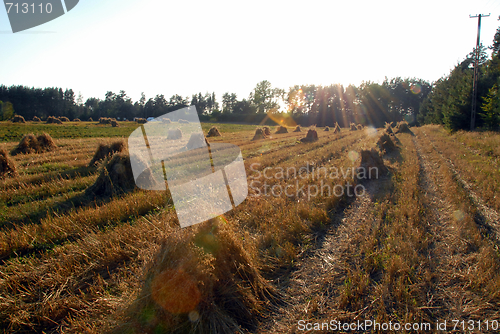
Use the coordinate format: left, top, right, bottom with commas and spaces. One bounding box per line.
1, 0, 500, 105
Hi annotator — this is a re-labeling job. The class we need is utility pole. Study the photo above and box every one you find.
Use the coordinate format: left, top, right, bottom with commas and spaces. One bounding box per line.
469, 13, 490, 131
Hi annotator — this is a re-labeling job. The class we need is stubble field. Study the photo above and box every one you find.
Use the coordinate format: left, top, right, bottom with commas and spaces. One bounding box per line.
1, 121, 500, 333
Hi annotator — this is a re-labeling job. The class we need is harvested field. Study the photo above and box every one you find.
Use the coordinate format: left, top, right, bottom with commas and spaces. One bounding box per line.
1, 122, 500, 333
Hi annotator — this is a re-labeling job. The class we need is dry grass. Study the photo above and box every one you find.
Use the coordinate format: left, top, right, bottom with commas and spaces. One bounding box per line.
10, 133, 57, 156
0, 149, 17, 179
358, 147, 388, 177
275, 125, 288, 134
252, 128, 267, 141
207, 126, 222, 137
300, 129, 318, 143
11, 115, 26, 123
46, 116, 63, 124
376, 132, 396, 154
394, 121, 411, 134
167, 128, 182, 140
186, 133, 208, 150
333, 123, 341, 133
120, 219, 276, 333
99, 117, 115, 125
86, 153, 156, 198
88, 140, 126, 167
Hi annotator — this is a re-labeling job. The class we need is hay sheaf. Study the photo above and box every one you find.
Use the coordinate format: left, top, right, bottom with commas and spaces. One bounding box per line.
88, 117, 93, 122
73, 118, 81, 122
376, 133, 397, 154
111, 120, 120, 127
167, 128, 183, 140
11, 133, 57, 156
32, 116, 41, 122
12, 115, 26, 123
385, 126, 393, 135
59, 116, 70, 122
122, 220, 276, 333
178, 119, 190, 124
263, 126, 271, 136
394, 121, 412, 134
85, 153, 156, 197
293, 125, 301, 132
356, 124, 363, 130
324, 126, 330, 132
252, 128, 267, 141
162, 118, 172, 124
186, 133, 209, 150
275, 125, 288, 134
99, 117, 115, 125
46, 116, 63, 124
207, 126, 222, 137
89, 141, 126, 167
349, 123, 357, 131
136, 118, 147, 124
300, 129, 318, 143
333, 123, 341, 133
357, 148, 388, 180
0, 149, 17, 179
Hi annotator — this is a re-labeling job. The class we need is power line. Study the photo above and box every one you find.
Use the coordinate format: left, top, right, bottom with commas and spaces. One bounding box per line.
469, 13, 490, 131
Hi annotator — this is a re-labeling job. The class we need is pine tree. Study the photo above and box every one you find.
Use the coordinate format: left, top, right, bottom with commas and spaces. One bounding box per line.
480, 83, 500, 130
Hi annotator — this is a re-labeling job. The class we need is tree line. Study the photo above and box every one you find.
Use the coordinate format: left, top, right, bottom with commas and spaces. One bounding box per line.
0, 77, 433, 128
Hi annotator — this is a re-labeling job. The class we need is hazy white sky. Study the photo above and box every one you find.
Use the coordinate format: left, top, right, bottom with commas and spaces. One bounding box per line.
1, 0, 499, 104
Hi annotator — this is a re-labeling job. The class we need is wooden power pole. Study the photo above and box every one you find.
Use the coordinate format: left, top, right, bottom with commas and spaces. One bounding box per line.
469, 13, 490, 131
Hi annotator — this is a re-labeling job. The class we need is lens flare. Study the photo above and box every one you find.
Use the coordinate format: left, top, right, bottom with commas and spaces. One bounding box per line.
410, 84, 422, 94
151, 269, 201, 314
189, 310, 200, 322
453, 210, 465, 221
364, 126, 377, 137
348, 150, 359, 162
